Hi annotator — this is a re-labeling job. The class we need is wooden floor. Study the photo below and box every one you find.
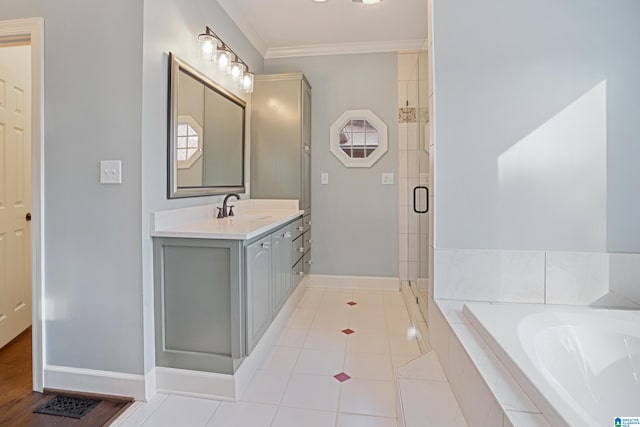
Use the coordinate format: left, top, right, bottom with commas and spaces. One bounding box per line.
0, 328, 132, 427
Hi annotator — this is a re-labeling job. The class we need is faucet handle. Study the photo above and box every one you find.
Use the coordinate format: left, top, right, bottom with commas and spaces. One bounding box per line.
216, 207, 225, 218
227, 205, 235, 217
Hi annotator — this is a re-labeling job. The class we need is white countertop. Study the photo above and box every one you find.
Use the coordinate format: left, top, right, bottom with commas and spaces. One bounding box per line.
151, 199, 303, 240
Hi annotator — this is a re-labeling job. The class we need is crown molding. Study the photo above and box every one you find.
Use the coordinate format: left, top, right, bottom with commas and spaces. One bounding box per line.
265, 39, 427, 59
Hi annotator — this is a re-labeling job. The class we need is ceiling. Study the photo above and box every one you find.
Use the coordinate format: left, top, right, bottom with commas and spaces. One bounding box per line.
216, 0, 428, 59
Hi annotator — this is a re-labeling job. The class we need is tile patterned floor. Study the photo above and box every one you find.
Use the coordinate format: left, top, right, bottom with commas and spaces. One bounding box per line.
112, 288, 421, 427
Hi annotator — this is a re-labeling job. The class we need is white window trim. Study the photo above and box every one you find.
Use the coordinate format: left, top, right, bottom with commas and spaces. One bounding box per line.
329, 109, 388, 168
176, 115, 203, 169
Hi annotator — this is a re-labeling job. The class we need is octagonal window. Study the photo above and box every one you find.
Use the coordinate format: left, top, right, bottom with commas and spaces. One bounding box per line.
330, 110, 388, 167
176, 115, 203, 169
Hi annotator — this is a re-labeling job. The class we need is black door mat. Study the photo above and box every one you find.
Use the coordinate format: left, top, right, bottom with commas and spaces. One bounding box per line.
33, 395, 101, 419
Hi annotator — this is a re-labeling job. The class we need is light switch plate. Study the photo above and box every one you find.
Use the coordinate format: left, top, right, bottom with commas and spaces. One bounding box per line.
381, 172, 394, 185
100, 160, 122, 184
321, 172, 329, 185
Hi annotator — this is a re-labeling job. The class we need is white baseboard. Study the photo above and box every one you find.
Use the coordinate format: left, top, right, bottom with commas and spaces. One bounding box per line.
156, 367, 236, 401
154, 278, 307, 401
144, 368, 157, 402
44, 365, 146, 401
306, 274, 400, 291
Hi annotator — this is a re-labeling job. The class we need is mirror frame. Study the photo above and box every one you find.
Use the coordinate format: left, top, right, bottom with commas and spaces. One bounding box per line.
168, 53, 247, 198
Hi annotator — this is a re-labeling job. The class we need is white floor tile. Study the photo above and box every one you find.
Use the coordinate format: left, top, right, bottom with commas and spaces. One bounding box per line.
339, 379, 397, 418
336, 413, 398, 427
387, 333, 420, 357
260, 346, 301, 373
240, 370, 291, 405
205, 402, 277, 427
398, 378, 467, 426
294, 348, 345, 376
281, 373, 341, 411
396, 351, 447, 382
347, 331, 390, 355
271, 407, 337, 427
349, 312, 388, 333
276, 327, 309, 348
344, 352, 394, 381
304, 329, 348, 351
116, 394, 169, 427
139, 395, 220, 427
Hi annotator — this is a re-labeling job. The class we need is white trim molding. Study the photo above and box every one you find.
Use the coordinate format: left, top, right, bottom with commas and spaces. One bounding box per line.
44, 365, 146, 401
0, 17, 45, 393
306, 274, 400, 291
266, 39, 427, 59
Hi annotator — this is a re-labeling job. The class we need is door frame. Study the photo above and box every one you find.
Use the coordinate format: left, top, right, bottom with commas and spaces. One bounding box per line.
0, 17, 45, 392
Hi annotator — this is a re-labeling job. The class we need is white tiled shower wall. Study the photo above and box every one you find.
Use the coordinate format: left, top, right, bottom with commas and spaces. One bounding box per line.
398, 52, 429, 282
434, 249, 640, 308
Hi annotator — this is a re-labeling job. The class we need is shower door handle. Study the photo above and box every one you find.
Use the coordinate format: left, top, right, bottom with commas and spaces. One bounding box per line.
413, 186, 429, 214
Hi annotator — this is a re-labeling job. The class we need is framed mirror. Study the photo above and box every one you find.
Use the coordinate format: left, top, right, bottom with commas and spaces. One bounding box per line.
168, 53, 246, 198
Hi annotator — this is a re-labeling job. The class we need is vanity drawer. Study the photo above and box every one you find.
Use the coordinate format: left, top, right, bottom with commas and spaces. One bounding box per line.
292, 233, 305, 265
291, 217, 304, 239
303, 214, 312, 233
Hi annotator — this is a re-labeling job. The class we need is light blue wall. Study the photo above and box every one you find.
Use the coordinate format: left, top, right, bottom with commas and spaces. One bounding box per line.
0, 0, 263, 377
265, 53, 399, 278
433, 0, 640, 253
0, 0, 145, 374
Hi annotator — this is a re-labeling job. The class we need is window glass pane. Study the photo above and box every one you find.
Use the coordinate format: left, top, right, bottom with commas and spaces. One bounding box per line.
177, 149, 187, 161
363, 120, 376, 133
187, 136, 199, 148
177, 136, 187, 148
351, 132, 366, 148
365, 132, 379, 148
351, 120, 365, 133
177, 124, 188, 137
186, 148, 198, 159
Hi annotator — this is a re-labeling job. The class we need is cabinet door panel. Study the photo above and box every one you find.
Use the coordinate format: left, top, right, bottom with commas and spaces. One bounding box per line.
246, 236, 272, 353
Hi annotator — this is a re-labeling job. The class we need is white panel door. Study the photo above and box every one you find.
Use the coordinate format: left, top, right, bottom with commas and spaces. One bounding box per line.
0, 44, 32, 349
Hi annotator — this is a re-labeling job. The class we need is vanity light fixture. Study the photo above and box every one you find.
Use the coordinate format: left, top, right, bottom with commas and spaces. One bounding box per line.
353, 0, 382, 3
197, 26, 254, 93
197, 33, 218, 61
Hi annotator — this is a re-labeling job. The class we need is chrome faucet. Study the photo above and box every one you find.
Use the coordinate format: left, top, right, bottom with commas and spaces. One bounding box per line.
217, 193, 240, 218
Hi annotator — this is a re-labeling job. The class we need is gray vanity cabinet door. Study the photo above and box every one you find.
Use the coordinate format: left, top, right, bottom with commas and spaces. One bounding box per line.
272, 228, 292, 316
302, 82, 312, 213
245, 235, 273, 353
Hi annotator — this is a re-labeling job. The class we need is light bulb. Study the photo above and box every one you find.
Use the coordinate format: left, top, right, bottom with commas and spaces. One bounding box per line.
198, 34, 218, 61
230, 61, 246, 81
241, 72, 254, 93
217, 49, 233, 73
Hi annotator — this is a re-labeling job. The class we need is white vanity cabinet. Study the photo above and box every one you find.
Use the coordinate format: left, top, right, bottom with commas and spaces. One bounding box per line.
153, 215, 304, 374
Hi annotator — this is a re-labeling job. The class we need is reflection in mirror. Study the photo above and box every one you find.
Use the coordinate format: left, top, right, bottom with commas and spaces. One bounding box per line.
168, 53, 246, 198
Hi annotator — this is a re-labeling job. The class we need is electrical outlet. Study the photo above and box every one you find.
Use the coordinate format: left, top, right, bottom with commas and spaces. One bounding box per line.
100, 160, 122, 184
321, 172, 329, 185
381, 172, 394, 185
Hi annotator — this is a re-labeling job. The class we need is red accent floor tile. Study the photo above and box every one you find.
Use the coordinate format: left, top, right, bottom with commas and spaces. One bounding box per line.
346, 301, 357, 306
341, 328, 355, 335
333, 372, 351, 383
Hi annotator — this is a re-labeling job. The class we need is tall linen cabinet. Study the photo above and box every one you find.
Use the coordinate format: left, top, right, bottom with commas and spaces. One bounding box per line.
250, 73, 312, 277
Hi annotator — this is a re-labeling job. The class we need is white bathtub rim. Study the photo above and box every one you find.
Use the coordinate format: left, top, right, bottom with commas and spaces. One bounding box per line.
463, 303, 640, 427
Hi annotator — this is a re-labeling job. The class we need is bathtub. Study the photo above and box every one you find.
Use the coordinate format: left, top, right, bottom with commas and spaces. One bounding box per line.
462, 303, 640, 427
